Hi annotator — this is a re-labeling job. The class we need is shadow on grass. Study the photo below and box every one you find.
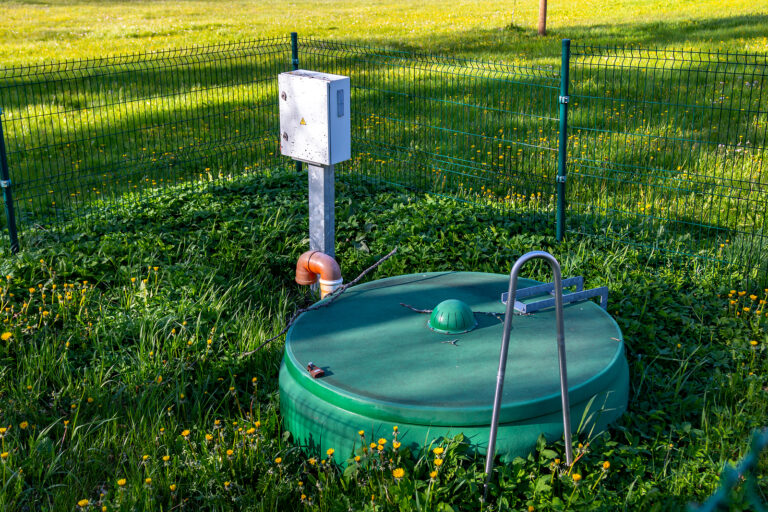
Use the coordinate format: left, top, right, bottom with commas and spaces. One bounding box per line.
0, 16, 766, 282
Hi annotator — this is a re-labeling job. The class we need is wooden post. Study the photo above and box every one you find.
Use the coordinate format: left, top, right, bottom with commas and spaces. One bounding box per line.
538, 0, 547, 36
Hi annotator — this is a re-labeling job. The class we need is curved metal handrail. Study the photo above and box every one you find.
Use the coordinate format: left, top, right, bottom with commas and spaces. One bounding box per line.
483, 251, 573, 498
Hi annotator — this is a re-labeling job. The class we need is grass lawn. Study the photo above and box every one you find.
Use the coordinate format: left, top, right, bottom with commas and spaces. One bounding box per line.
0, 0, 766, 65
0, 170, 765, 510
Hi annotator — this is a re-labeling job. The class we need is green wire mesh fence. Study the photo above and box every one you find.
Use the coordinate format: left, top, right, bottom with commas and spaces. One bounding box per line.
690, 428, 768, 511
568, 45, 768, 283
298, 37, 561, 232
0, 37, 290, 242
0, 36, 766, 284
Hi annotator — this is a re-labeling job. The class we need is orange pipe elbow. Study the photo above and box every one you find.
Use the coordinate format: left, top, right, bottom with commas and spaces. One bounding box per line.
295, 251, 343, 297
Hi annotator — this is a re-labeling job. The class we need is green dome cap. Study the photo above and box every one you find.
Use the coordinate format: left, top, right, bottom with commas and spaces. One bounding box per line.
428, 299, 478, 334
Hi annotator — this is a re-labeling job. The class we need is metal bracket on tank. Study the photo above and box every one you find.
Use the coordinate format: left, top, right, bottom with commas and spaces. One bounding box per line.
500, 276, 608, 314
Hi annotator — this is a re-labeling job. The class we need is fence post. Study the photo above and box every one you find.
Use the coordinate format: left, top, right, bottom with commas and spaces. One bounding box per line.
291, 32, 303, 175
0, 108, 19, 254
556, 39, 571, 242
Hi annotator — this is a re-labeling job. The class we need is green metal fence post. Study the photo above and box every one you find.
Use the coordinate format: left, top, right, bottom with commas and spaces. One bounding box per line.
291, 32, 303, 175
556, 39, 571, 242
0, 108, 19, 253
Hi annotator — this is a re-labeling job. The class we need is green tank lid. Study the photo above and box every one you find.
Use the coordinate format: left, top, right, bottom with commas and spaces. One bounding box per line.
428, 299, 478, 334
283, 272, 626, 426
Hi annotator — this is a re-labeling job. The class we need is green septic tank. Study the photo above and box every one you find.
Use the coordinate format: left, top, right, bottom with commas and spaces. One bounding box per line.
279, 271, 629, 462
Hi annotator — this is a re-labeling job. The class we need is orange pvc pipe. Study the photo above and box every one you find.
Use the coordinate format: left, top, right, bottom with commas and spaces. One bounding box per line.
295, 251, 341, 286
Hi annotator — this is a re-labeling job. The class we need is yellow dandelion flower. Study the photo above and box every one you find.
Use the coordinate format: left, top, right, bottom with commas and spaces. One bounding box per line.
142, 455, 149, 461
392, 467, 405, 479
750, 295, 758, 301
433, 447, 444, 455
308, 458, 316, 466
1, 332, 11, 341
246, 428, 256, 435
358, 430, 365, 436
603, 461, 610, 470
144, 478, 152, 485
430, 470, 437, 479
162, 455, 170, 462
572, 473, 582, 483
0, 452, 8, 459
205, 433, 213, 441
77, 499, 89, 507
181, 429, 190, 438
393, 441, 401, 449
226, 449, 234, 456
354, 455, 361, 462
377, 438, 387, 445
19, 421, 28, 429
130, 278, 136, 283
434, 458, 444, 466
224, 481, 231, 489
275, 457, 282, 464
169, 484, 177, 492
750, 340, 758, 346
326, 448, 335, 457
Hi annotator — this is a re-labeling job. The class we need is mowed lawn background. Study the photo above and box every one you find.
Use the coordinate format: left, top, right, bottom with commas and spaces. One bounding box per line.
1, 0, 766, 65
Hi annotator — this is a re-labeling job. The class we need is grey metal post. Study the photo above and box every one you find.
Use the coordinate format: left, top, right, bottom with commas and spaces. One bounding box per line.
483, 250, 572, 500
308, 163, 334, 258
0, 108, 19, 253
291, 32, 302, 176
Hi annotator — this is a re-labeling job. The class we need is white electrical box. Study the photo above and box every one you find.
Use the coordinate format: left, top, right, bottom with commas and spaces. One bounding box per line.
278, 70, 351, 166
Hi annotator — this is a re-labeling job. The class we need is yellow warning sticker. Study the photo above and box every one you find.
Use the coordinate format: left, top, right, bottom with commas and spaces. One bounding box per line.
300, 118, 306, 126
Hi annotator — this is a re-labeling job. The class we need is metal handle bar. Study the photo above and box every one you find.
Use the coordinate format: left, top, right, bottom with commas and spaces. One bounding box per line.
483, 251, 573, 499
